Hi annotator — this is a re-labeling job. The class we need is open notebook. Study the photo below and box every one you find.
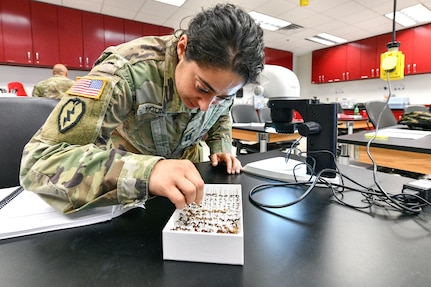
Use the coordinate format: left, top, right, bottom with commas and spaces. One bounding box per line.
0, 186, 137, 240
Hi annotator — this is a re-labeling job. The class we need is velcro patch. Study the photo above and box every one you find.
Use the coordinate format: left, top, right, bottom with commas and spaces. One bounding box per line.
66, 77, 106, 100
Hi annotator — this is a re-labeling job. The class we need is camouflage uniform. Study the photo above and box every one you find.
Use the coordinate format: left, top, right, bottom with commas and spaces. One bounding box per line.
32, 75, 75, 99
20, 35, 234, 214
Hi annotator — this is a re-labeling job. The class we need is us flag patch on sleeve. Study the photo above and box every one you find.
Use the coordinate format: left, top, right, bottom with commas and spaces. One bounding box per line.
66, 77, 107, 100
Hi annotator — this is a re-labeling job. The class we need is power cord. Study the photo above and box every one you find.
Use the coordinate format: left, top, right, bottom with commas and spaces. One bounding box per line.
248, 146, 431, 215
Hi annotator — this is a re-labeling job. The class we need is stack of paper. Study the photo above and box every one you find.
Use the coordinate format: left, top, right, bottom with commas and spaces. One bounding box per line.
0, 187, 134, 240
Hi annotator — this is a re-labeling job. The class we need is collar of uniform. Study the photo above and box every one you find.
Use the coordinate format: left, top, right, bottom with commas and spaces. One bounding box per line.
162, 35, 199, 114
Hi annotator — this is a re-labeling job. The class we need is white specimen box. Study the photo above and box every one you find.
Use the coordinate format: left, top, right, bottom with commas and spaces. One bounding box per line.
162, 184, 244, 265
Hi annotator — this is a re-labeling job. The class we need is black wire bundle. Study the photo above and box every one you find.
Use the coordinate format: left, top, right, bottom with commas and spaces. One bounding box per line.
249, 143, 431, 216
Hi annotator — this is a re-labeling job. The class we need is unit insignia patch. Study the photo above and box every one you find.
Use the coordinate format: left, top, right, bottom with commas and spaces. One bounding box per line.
58, 98, 86, 133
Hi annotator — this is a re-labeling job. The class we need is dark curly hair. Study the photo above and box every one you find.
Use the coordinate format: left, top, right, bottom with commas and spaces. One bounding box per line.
181, 3, 265, 83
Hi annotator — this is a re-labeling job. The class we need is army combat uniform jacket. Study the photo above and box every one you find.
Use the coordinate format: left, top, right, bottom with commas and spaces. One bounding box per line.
32, 74, 75, 99
20, 35, 234, 213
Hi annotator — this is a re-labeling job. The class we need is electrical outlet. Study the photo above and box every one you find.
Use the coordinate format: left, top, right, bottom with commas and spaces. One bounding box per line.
380, 50, 405, 81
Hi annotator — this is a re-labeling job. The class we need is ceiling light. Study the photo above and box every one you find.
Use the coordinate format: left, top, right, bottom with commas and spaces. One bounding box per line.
249, 11, 291, 31
305, 33, 347, 46
306, 36, 335, 46
155, 0, 187, 7
317, 33, 347, 44
385, 4, 431, 27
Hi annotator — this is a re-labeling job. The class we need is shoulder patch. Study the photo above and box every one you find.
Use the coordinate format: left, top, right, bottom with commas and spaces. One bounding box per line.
66, 77, 107, 100
58, 98, 86, 133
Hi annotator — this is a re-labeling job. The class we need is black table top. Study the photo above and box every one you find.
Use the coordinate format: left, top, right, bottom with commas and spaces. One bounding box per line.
338, 125, 431, 154
1, 151, 430, 287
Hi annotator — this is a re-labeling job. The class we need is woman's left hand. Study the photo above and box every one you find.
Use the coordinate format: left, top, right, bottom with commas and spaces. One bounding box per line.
209, 153, 242, 174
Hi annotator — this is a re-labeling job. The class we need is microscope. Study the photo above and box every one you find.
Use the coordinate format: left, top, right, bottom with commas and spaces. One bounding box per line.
245, 65, 338, 180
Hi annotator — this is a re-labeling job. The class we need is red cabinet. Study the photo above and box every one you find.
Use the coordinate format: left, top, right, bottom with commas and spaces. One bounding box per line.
143, 23, 161, 36
30, 1, 60, 66
396, 28, 414, 75
408, 24, 431, 74
345, 42, 361, 81
1, 0, 60, 66
357, 37, 377, 79
1, 0, 33, 64
82, 11, 105, 69
382, 25, 431, 76
312, 45, 347, 83
0, 1, 175, 70
159, 25, 174, 36
57, 7, 84, 69
264, 47, 293, 70
311, 49, 326, 83
356, 34, 391, 80
312, 23, 431, 84
104, 15, 125, 47
0, 2, 4, 62
124, 19, 144, 42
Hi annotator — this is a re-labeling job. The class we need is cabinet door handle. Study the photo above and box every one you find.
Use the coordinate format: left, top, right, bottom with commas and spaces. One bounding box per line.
85, 57, 89, 67
413, 63, 416, 73
27, 51, 32, 63
79, 57, 83, 67
376, 68, 379, 77
35, 52, 40, 62
407, 64, 411, 73
342, 72, 345, 80
371, 69, 374, 78
346, 72, 349, 80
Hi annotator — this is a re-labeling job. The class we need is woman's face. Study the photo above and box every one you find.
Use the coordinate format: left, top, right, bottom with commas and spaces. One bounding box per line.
175, 35, 245, 111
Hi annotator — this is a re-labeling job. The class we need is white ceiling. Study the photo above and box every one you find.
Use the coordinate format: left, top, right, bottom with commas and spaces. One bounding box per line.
36, 0, 431, 56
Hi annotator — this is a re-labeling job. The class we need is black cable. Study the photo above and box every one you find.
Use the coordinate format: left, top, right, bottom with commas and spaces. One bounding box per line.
392, 0, 397, 43
248, 148, 430, 215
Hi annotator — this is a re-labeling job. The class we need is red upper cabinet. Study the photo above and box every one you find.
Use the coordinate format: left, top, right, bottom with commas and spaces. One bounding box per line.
159, 25, 174, 36
1, 0, 33, 64
312, 49, 326, 83
344, 42, 361, 81
57, 6, 84, 69
30, 1, 60, 66
82, 11, 105, 70
392, 25, 431, 75
357, 37, 377, 79
0, 2, 4, 62
264, 47, 293, 70
312, 45, 347, 83
124, 19, 144, 42
395, 28, 414, 75
104, 15, 125, 47
410, 24, 431, 74
143, 23, 161, 36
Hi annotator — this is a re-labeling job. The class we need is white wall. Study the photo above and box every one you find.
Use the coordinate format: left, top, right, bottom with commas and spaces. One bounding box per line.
295, 53, 431, 106
0, 65, 86, 96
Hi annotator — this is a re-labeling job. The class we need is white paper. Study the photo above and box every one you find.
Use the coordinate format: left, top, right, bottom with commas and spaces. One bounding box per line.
365, 128, 431, 140
0, 187, 134, 240
232, 122, 265, 127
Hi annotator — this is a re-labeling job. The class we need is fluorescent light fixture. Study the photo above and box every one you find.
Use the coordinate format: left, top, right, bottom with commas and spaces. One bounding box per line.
306, 36, 335, 46
385, 4, 431, 27
317, 33, 347, 44
155, 0, 186, 7
249, 11, 291, 31
306, 33, 347, 46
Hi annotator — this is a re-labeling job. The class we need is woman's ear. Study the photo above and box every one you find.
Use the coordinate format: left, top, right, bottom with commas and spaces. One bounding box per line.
177, 34, 188, 60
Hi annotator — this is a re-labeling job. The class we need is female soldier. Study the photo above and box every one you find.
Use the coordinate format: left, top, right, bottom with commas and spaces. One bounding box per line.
20, 3, 265, 213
